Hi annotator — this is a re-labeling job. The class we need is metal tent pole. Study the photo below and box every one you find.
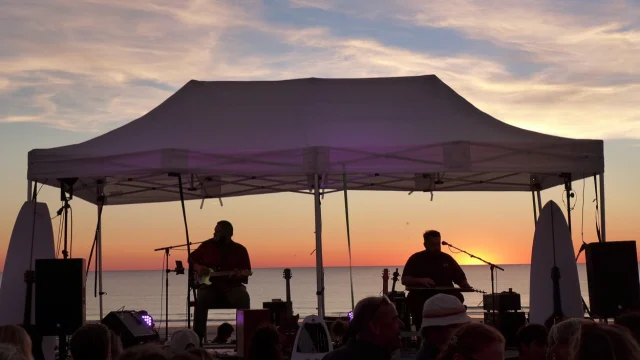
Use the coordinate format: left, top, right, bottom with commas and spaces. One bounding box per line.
28, 180, 33, 201
536, 190, 543, 213
564, 175, 573, 234
342, 173, 355, 311
313, 174, 325, 317
176, 174, 194, 328
97, 195, 105, 319
531, 191, 538, 225
599, 174, 606, 242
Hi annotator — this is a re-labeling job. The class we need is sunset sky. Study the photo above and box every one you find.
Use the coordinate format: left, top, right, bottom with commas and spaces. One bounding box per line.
1, 0, 639, 271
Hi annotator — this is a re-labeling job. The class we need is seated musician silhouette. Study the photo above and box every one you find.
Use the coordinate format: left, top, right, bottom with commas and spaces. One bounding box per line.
401, 230, 473, 330
190, 220, 251, 341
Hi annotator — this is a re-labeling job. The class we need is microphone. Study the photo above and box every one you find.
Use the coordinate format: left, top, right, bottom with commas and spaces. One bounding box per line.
442, 241, 449, 246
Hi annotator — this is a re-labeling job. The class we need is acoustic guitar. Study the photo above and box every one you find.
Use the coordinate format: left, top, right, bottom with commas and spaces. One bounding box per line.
193, 268, 252, 287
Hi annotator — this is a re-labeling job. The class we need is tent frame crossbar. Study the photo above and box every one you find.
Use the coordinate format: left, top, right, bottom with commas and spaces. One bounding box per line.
27, 170, 608, 321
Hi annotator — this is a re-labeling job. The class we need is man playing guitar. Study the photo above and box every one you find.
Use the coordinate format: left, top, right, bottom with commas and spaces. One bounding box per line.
190, 220, 251, 341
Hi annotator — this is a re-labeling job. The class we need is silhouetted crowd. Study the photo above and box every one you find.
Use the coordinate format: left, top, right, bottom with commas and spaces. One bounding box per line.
1, 296, 640, 360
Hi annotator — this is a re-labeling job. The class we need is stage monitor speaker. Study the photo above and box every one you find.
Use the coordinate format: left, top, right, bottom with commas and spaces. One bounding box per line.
585, 241, 640, 318
236, 309, 271, 359
35, 258, 86, 336
483, 312, 526, 347
101, 311, 159, 348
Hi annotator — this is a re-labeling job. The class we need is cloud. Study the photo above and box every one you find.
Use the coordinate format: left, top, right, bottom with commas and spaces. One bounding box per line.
400, 0, 640, 81
289, 0, 334, 11
1, 0, 639, 139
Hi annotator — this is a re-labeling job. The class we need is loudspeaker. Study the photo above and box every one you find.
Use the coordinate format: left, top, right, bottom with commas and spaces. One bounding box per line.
236, 309, 271, 359
484, 312, 526, 347
35, 258, 86, 335
101, 311, 159, 348
585, 241, 640, 318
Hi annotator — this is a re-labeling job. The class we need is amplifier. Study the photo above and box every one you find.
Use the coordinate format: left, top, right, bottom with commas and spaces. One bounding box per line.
483, 311, 526, 347
263, 300, 290, 326
483, 289, 521, 312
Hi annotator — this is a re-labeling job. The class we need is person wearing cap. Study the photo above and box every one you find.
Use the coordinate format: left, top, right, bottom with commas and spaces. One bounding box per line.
322, 296, 404, 360
401, 230, 472, 330
166, 328, 201, 355
415, 294, 471, 360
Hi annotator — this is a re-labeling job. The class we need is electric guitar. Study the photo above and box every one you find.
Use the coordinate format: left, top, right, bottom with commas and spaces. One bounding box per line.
193, 267, 253, 287
279, 269, 299, 358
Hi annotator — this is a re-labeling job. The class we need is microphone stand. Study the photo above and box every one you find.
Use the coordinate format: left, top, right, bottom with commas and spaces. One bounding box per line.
154, 241, 204, 340
443, 242, 504, 316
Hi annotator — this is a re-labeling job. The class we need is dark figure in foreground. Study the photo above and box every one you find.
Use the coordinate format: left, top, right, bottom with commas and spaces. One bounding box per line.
69, 324, 111, 360
506, 324, 547, 360
437, 322, 505, 360
570, 323, 640, 360
322, 296, 404, 360
189, 220, 251, 341
615, 311, 640, 345
402, 230, 472, 329
247, 324, 283, 360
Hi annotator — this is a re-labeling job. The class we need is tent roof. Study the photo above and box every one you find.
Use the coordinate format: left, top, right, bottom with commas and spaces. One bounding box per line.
28, 75, 604, 205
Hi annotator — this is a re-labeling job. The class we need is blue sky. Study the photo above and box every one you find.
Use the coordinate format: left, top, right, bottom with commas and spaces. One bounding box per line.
1, 0, 640, 269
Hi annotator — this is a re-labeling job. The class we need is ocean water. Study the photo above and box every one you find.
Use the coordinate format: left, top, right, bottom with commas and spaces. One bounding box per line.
1, 265, 595, 326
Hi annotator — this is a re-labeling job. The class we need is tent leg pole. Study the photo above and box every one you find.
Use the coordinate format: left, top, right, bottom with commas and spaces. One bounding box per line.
314, 174, 325, 318
564, 176, 573, 235
97, 201, 104, 319
177, 174, 195, 328
28, 180, 33, 202
599, 174, 606, 242
342, 173, 355, 311
531, 191, 538, 225
536, 190, 543, 213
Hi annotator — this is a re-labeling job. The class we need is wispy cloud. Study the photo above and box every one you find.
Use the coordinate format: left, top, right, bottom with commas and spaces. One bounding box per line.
1, 0, 639, 139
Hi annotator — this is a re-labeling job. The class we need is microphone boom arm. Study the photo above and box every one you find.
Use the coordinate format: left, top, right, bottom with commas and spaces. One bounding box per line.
442, 241, 504, 271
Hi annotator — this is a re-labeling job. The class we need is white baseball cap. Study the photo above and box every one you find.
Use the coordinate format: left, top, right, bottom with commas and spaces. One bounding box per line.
421, 293, 471, 329
167, 328, 200, 353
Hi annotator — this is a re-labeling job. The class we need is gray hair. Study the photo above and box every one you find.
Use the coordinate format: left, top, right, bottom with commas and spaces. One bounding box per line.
548, 318, 593, 346
0, 344, 26, 360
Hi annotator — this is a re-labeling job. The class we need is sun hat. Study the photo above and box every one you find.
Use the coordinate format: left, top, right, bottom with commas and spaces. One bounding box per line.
421, 293, 471, 329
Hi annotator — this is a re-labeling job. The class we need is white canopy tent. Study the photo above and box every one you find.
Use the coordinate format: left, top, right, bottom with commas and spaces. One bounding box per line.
26, 75, 605, 320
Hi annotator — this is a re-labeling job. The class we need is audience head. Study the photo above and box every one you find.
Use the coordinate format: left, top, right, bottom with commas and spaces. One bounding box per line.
247, 324, 282, 360
0, 325, 32, 360
615, 311, 640, 344
437, 323, 505, 360
0, 344, 26, 360
215, 322, 234, 342
167, 329, 200, 354
570, 323, 640, 360
109, 330, 124, 359
420, 294, 471, 347
330, 320, 348, 343
346, 296, 404, 352
214, 221, 234, 239
118, 344, 169, 360
423, 230, 441, 252
515, 324, 547, 360
187, 347, 214, 360
70, 323, 111, 360
548, 318, 592, 360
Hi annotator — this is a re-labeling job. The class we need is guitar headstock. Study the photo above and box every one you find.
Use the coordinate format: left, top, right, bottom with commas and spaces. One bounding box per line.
283, 268, 292, 280
392, 268, 400, 281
